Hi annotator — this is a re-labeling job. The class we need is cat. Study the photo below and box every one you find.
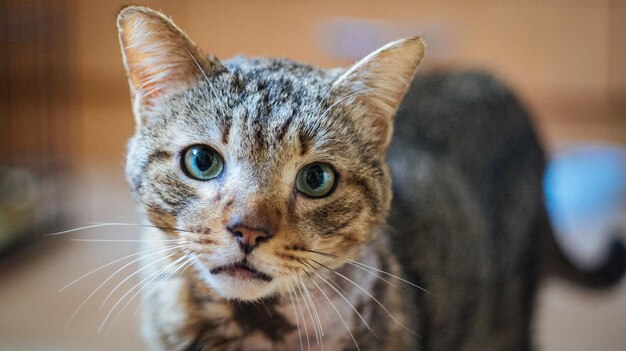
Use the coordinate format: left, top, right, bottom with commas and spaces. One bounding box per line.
116, 6, 625, 351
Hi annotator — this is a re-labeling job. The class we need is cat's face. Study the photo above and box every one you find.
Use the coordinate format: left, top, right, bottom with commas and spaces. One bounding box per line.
118, 6, 424, 301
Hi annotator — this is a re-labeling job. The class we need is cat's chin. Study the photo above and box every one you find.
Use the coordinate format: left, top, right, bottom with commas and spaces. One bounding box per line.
204, 273, 276, 301
194, 263, 276, 300
190, 256, 279, 300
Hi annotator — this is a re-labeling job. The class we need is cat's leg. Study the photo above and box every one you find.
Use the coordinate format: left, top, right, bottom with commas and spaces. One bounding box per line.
389, 147, 542, 350
484, 143, 543, 351
388, 152, 497, 350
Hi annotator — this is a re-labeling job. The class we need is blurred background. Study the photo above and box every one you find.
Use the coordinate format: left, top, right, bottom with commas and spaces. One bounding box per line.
1, 0, 625, 350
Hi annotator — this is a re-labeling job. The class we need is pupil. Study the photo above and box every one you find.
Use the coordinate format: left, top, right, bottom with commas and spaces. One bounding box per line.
306, 165, 324, 189
195, 150, 213, 172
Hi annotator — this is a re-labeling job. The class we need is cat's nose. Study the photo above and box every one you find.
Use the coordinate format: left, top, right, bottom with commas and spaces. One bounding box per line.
228, 224, 272, 254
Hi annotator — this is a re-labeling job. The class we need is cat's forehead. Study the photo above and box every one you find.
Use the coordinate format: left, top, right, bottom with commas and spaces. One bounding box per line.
224, 56, 334, 86
221, 57, 337, 116
143, 57, 356, 163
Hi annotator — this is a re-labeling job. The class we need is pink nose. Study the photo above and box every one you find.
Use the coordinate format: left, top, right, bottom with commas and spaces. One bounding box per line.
228, 225, 272, 254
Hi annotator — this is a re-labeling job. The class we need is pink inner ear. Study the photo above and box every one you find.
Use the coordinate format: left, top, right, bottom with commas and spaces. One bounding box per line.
119, 9, 205, 104
328, 37, 425, 148
130, 63, 160, 99
332, 37, 425, 117
124, 40, 190, 101
129, 58, 179, 101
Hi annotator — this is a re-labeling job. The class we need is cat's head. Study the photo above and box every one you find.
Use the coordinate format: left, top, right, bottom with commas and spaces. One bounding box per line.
117, 6, 424, 301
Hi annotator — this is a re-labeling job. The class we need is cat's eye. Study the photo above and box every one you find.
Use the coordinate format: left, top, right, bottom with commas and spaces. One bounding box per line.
182, 145, 224, 181
296, 163, 336, 198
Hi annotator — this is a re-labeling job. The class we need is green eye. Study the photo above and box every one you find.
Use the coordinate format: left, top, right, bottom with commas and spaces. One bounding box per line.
182, 145, 224, 181
296, 163, 336, 198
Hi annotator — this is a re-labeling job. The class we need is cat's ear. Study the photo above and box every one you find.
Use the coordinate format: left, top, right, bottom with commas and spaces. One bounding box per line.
117, 6, 225, 124
333, 37, 425, 148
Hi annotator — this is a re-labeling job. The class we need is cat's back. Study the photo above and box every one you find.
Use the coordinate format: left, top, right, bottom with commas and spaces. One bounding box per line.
392, 70, 545, 186
388, 70, 546, 350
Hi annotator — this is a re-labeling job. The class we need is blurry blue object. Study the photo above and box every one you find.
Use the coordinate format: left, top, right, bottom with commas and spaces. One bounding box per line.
315, 17, 456, 62
544, 144, 626, 242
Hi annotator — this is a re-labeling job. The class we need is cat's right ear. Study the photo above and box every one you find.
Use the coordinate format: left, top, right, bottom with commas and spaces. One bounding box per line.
117, 6, 225, 125
331, 37, 425, 150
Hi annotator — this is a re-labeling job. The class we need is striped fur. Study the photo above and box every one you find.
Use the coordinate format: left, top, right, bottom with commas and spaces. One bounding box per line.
116, 6, 577, 351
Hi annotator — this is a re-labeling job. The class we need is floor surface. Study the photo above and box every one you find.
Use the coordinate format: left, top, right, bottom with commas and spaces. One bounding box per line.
0, 167, 624, 350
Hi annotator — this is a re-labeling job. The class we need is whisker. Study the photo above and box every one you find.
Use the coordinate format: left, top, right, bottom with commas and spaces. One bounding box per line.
300, 260, 357, 318
64, 244, 184, 328
134, 253, 197, 316
286, 280, 304, 351
185, 48, 226, 113
98, 248, 185, 311
59, 243, 178, 292
294, 275, 320, 347
85, 221, 198, 235
303, 249, 430, 294
343, 259, 430, 294
45, 223, 133, 236
100, 254, 192, 334
306, 266, 376, 338
186, 47, 211, 86
299, 273, 329, 331
311, 83, 340, 122
45, 221, 196, 236
104, 255, 187, 333
290, 277, 311, 351
293, 261, 330, 326
308, 258, 419, 337
70, 239, 179, 243
121, 254, 195, 325
299, 250, 396, 289
317, 88, 375, 120
296, 273, 325, 349
293, 262, 325, 340
302, 267, 361, 351
259, 299, 271, 316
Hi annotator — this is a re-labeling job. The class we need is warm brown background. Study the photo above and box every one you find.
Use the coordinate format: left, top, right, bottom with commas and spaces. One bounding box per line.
72, 0, 625, 168
1, 1, 625, 350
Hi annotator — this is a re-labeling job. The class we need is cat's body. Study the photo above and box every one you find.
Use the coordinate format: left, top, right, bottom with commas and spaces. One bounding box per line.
116, 6, 624, 351
389, 71, 545, 351
128, 55, 417, 351
135, 70, 539, 351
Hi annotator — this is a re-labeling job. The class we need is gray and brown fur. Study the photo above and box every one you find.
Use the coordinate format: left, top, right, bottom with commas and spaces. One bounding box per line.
116, 6, 625, 351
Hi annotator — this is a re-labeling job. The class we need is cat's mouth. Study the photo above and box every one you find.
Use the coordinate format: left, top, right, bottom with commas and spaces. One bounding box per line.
209, 261, 273, 282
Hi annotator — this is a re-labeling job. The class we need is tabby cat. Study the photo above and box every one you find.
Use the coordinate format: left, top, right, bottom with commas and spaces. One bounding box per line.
116, 6, 624, 351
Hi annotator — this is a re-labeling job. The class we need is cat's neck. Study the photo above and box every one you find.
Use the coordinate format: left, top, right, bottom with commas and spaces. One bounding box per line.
188, 241, 414, 351
139, 228, 415, 350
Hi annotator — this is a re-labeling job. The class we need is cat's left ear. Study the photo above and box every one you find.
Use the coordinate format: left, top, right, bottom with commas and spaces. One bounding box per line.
333, 37, 425, 149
